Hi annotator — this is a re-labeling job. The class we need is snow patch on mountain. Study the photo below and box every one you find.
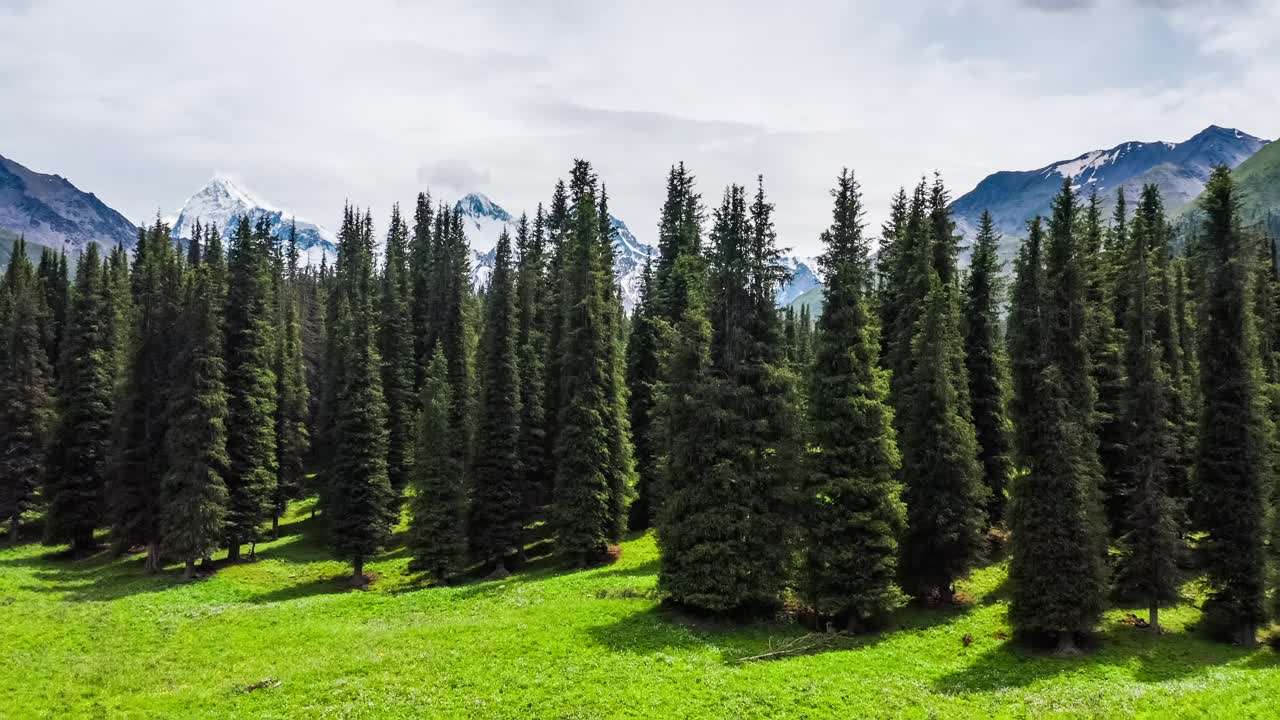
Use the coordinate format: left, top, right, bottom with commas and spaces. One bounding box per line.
172, 176, 338, 266
454, 192, 656, 311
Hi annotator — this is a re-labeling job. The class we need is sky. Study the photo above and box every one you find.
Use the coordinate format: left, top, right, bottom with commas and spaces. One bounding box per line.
1, 0, 1276, 255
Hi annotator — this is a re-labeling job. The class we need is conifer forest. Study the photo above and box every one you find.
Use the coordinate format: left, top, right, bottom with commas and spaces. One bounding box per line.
3, 156, 1280, 716
7, 3, 1280, 716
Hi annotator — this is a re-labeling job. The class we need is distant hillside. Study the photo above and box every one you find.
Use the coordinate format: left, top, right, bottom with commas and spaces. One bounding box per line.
0, 153, 138, 253
1180, 138, 1280, 239
786, 284, 823, 318
951, 125, 1268, 261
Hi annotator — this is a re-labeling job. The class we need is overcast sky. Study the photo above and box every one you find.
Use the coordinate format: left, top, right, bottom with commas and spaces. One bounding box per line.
1, 0, 1276, 255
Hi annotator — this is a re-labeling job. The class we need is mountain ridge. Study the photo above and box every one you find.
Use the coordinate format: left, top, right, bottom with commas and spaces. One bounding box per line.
950, 125, 1269, 259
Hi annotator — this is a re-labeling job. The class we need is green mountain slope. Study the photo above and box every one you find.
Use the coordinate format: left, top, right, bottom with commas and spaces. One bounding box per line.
787, 284, 824, 318
1182, 139, 1280, 237
1233, 139, 1280, 228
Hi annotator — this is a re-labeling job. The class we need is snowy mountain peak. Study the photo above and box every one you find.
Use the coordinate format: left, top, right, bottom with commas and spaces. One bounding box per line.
172, 175, 337, 266
455, 192, 511, 222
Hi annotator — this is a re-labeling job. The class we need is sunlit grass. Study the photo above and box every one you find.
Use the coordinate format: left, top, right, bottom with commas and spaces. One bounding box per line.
1, 501, 1276, 719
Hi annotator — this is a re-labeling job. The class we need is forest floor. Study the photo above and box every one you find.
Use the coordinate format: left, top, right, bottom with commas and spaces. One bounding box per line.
1, 500, 1278, 719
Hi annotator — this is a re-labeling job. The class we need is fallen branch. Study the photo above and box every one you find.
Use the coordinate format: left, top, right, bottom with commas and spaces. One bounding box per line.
731, 633, 837, 664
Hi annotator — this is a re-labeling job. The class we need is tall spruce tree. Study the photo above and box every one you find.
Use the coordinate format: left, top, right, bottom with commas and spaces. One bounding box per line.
471, 229, 524, 572
515, 209, 551, 511
161, 232, 230, 577
1194, 166, 1267, 646
36, 247, 69, 376
274, 223, 310, 535
1112, 188, 1183, 631
44, 244, 114, 552
625, 256, 660, 530
657, 181, 798, 611
0, 237, 54, 545
900, 272, 987, 603
223, 216, 279, 560
805, 169, 906, 627
596, 185, 637, 540
1083, 192, 1129, 539
110, 219, 182, 571
962, 210, 1015, 526
408, 349, 468, 581
329, 208, 394, 582
553, 160, 618, 565
378, 204, 415, 504
1008, 181, 1107, 654
409, 191, 435, 393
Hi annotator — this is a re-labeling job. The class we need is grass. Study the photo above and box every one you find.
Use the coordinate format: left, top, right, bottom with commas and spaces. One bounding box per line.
1, 503, 1277, 719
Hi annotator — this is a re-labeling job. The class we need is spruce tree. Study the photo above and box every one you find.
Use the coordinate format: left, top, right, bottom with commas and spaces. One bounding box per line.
515, 209, 551, 511
596, 185, 637, 541
1083, 192, 1129, 538
408, 349, 468, 581
329, 208, 394, 582
1008, 181, 1107, 654
223, 216, 279, 560
805, 169, 906, 627
274, 224, 310, 535
161, 233, 230, 577
900, 272, 987, 602
36, 247, 69, 376
625, 256, 660, 529
657, 180, 798, 611
110, 219, 182, 571
44, 243, 114, 553
961, 210, 1015, 526
0, 238, 54, 545
1112, 189, 1182, 631
471, 228, 524, 572
553, 160, 618, 565
409, 191, 435, 392
1194, 166, 1267, 646
378, 204, 415, 503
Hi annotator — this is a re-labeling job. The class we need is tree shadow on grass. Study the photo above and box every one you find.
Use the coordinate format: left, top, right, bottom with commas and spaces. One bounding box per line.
590, 558, 659, 581
586, 589, 985, 665
242, 574, 359, 604
932, 617, 1270, 695
17, 549, 193, 602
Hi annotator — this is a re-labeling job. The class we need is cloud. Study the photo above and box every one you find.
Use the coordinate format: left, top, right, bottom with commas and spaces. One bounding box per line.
0, 0, 1275, 255
417, 159, 492, 193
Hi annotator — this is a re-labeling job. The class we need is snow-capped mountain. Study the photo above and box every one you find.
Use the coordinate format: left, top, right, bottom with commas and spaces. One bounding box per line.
171, 176, 338, 265
455, 192, 655, 311
777, 255, 822, 307
951, 125, 1269, 260
456, 191, 818, 312
0, 152, 137, 253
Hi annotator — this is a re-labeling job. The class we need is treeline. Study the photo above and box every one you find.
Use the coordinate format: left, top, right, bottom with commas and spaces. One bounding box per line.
1, 160, 1277, 650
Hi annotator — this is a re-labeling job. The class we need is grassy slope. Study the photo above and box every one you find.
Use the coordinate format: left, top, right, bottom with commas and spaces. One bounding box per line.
1232, 139, 1280, 223
1, 501, 1277, 719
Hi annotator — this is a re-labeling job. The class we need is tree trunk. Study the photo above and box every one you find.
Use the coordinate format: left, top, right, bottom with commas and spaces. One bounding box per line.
248, 542, 257, 560
272, 515, 280, 539
73, 528, 96, 556
144, 542, 160, 574
184, 558, 197, 579
1238, 622, 1257, 648
8, 516, 18, 546
1148, 603, 1160, 634
1053, 632, 1082, 657
353, 556, 364, 583
227, 542, 241, 562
